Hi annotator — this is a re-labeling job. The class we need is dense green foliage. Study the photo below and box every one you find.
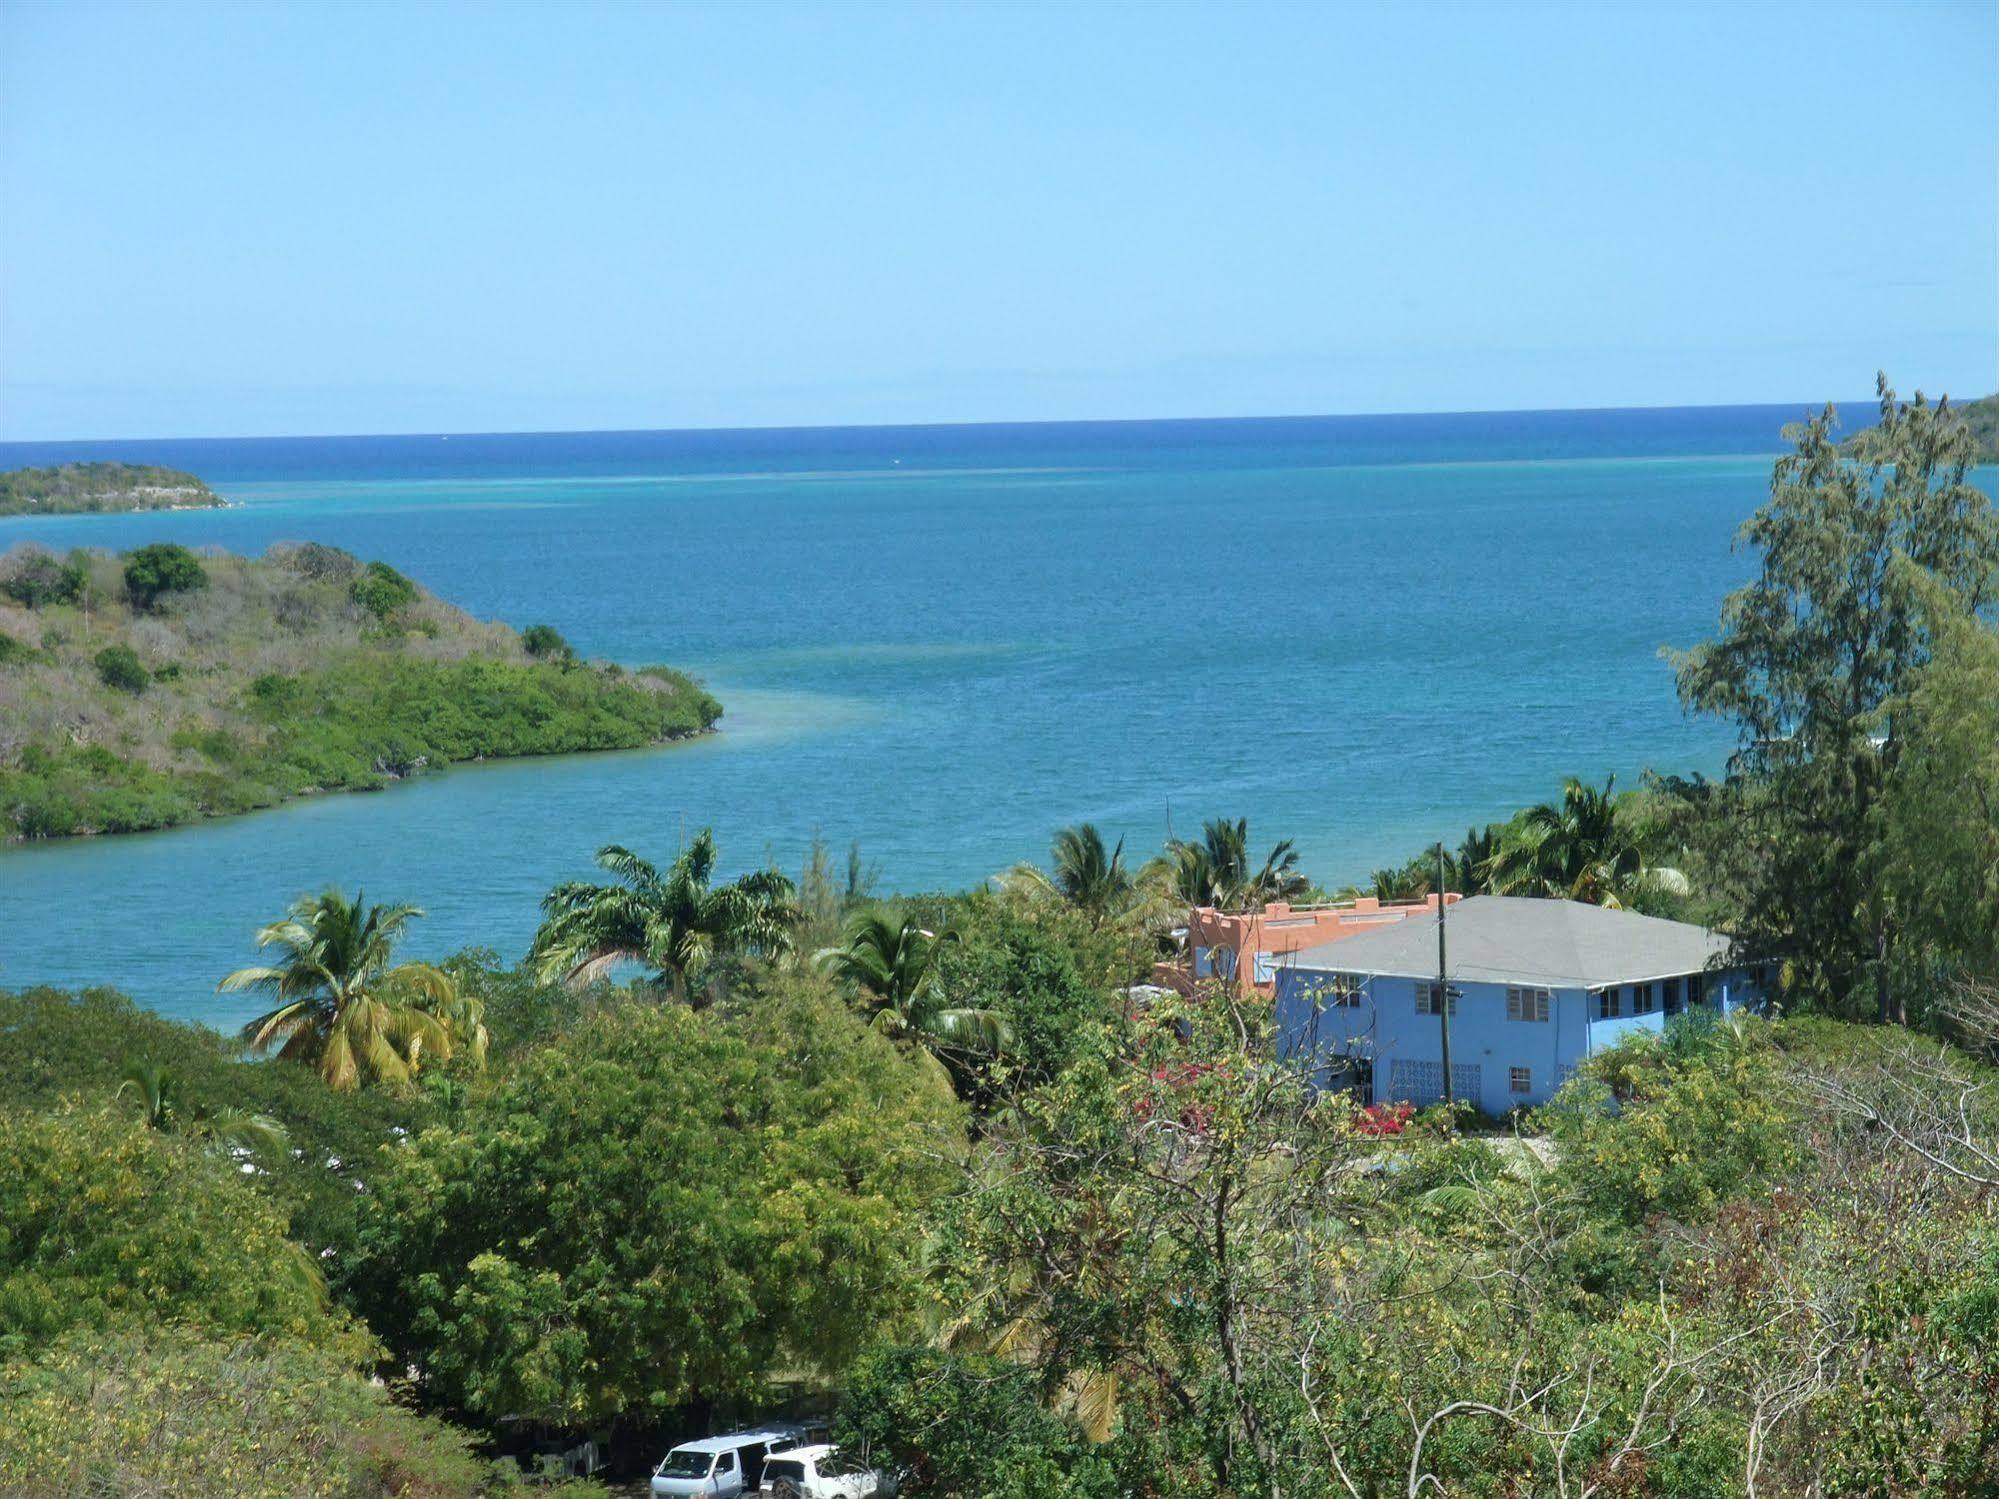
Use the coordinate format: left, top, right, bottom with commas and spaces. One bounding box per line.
92, 640, 149, 692
0, 1330, 529, 1499
1875, 607, 1999, 1004
0, 986, 437, 1275
1671, 376, 1999, 1021
0, 542, 720, 839
837, 1346, 1120, 1498
520, 622, 574, 660
875, 987, 1999, 1496
0, 549, 87, 607
0, 461, 222, 516
0, 1105, 353, 1354
122, 539, 208, 608
350, 558, 420, 619
352, 981, 962, 1423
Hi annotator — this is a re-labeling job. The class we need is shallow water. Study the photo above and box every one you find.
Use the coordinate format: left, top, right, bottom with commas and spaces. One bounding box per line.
0, 407, 1879, 1023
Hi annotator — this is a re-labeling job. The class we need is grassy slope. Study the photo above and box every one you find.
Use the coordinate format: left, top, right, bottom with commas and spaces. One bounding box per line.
0, 542, 719, 838
0, 462, 226, 516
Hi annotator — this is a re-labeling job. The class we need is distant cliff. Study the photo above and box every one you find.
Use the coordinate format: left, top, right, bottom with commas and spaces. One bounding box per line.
0, 462, 226, 516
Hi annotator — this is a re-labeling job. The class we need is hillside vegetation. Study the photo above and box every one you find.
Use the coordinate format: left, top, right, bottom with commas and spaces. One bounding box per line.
0, 461, 225, 516
1958, 391, 1999, 463
0, 540, 719, 839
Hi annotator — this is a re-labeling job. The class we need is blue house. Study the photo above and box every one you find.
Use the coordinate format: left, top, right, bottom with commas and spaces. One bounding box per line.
1272, 895, 1759, 1113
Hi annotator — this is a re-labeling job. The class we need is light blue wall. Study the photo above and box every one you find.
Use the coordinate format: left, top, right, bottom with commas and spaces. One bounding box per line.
1274, 966, 1755, 1113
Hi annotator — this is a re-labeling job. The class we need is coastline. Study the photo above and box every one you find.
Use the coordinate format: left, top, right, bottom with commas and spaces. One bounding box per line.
0, 718, 719, 847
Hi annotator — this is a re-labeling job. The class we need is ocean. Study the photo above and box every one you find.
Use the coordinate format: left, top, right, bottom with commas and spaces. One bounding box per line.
0, 405, 1850, 1024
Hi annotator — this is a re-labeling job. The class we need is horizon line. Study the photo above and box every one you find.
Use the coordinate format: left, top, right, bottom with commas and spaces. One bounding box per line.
0, 393, 1899, 451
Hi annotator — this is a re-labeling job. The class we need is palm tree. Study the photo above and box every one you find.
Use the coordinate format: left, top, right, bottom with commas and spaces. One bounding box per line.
529, 830, 800, 1002
1000, 823, 1171, 931
819, 913, 1006, 1069
1487, 775, 1681, 908
1454, 823, 1503, 894
1370, 861, 1431, 902
220, 890, 469, 1092
1168, 817, 1311, 912
118, 1058, 290, 1164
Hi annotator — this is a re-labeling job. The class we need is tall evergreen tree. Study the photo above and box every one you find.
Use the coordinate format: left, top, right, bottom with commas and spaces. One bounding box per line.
1671, 376, 1999, 1020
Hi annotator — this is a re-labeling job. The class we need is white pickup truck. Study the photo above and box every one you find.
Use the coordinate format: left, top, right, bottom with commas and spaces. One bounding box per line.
757, 1444, 890, 1499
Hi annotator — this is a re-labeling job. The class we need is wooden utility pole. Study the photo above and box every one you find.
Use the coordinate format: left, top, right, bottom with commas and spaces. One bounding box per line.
1436, 844, 1455, 1124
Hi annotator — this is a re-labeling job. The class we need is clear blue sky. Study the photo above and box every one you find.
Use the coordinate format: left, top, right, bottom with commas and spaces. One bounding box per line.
2, 0, 1993, 440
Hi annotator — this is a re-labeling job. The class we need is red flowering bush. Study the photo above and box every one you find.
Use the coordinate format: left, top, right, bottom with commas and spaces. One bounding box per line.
1134, 1061, 1222, 1131
1352, 1101, 1414, 1137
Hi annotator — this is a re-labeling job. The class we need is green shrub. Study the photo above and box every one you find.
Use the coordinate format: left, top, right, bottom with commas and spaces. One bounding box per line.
0, 631, 28, 664
520, 622, 573, 661
0, 987, 436, 1270
349, 560, 419, 619
0, 1330, 496, 1499
1543, 1019, 1797, 1224
0, 744, 199, 836
1, 551, 87, 609
836, 1346, 1121, 1499
352, 984, 961, 1422
93, 643, 150, 694
122, 542, 207, 610
0, 1104, 359, 1352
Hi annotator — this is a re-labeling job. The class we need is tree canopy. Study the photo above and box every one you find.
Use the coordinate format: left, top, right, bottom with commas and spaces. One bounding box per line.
352, 980, 963, 1423
122, 541, 208, 610
1671, 375, 1999, 1020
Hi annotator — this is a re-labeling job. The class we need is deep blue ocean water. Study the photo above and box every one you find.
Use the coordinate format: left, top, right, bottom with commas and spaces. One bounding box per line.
0, 405, 1867, 1023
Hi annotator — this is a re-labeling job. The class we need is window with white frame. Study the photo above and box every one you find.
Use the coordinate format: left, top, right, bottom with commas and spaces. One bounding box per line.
1329, 972, 1364, 1006
1509, 1066, 1532, 1094
1414, 981, 1456, 1016
1506, 986, 1550, 1022
1595, 987, 1621, 1020
1631, 982, 1655, 1015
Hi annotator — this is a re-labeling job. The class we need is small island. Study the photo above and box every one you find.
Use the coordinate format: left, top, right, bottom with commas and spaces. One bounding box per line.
0, 540, 720, 838
0, 461, 228, 516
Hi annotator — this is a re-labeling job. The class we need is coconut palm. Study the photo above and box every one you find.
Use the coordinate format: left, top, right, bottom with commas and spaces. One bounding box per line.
1168, 817, 1311, 912
819, 913, 1007, 1067
1370, 861, 1431, 902
1487, 775, 1682, 908
1454, 823, 1504, 894
219, 890, 466, 1092
1000, 823, 1171, 931
529, 831, 800, 1002
118, 1058, 290, 1164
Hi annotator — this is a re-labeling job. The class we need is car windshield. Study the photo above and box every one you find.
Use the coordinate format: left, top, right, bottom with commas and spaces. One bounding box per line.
657, 1450, 715, 1479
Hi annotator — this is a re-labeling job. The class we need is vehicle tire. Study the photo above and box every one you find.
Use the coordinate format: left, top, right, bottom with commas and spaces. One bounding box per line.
770, 1480, 804, 1499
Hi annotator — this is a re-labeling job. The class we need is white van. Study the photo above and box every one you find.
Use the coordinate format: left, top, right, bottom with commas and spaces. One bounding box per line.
757, 1443, 889, 1498
651, 1427, 802, 1498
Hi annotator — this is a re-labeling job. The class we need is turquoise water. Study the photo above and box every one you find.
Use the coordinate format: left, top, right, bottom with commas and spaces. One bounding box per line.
0, 409, 1835, 1023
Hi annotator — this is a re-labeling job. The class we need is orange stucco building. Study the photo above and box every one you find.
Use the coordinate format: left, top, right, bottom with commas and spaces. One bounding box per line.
1158, 894, 1463, 994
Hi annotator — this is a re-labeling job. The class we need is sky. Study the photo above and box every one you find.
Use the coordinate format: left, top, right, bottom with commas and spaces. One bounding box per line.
1, 0, 1994, 441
